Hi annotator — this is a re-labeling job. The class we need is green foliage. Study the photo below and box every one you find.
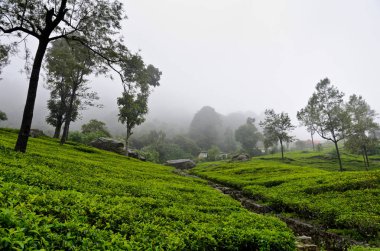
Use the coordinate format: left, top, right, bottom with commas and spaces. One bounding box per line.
260, 109, 295, 159
344, 94, 379, 168
0, 128, 295, 250
189, 106, 222, 150
171, 135, 201, 156
117, 61, 161, 148
81, 119, 111, 137
133, 131, 200, 163
235, 117, 262, 156
207, 145, 221, 161
140, 145, 160, 163
1, 0, 129, 152
160, 143, 193, 161
68, 131, 107, 145
45, 39, 101, 142
0, 43, 10, 76
192, 151, 380, 244
298, 78, 349, 170
0, 110, 7, 121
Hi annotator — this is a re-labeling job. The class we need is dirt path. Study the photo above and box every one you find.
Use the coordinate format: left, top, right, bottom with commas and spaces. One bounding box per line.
175, 170, 363, 251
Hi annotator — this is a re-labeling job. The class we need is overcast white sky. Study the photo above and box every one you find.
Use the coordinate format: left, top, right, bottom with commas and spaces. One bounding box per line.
1, 0, 380, 139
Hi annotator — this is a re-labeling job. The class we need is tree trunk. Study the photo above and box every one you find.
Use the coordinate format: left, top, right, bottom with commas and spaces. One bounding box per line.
334, 141, 343, 171
53, 122, 62, 138
125, 127, 131, 157
60, 87, 77, 145
364, 145, 369, 170
53, 93, 67, 138
53, 116, 64, 138
15, 39, 49, 152
311, 132, 315, 151
362, 152, 367, 169
280, 139, 284, 160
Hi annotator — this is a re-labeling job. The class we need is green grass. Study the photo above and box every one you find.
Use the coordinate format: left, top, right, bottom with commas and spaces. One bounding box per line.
191, 155, 380, 246
0, 128, 295, 250
260, 148, 380, 172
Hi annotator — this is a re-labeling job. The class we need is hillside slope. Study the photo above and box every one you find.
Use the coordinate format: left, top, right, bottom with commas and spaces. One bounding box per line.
0, 129, 294, 250
192, 157, 380, 246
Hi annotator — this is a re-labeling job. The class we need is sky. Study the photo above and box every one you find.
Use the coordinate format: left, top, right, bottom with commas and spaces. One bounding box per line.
1, 0, 380, 139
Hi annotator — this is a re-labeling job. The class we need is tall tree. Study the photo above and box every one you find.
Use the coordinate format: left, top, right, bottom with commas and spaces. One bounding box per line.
298, 78, 348, 171
44, 39, 100, 144
235, 117, 262, 156
189, 106, 222, 150
345, 94, 379, 169
118, 59, 161, 156
297, 107, 316, 151
1, 0, 127, 152
260, 109, 295, 160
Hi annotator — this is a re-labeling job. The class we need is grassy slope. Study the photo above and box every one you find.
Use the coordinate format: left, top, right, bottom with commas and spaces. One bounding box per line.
192, 151, 380, 246
0, 129, 295, 250
261, 148, 380, 172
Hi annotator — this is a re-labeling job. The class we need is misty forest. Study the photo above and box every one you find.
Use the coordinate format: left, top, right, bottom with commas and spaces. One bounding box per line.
0, 1, 380, 250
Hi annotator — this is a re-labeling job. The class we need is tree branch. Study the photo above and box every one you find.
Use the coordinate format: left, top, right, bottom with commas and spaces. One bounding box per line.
0, 26, 39, 39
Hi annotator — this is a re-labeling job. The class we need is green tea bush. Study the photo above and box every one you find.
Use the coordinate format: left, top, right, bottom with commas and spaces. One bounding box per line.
0, 128, 295, 250
192, 158, 380, 243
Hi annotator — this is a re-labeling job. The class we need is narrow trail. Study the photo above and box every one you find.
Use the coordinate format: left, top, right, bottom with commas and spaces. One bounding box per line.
174, 170, 363, 251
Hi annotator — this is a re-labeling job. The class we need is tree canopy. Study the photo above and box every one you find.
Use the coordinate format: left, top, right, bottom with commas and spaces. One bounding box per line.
189, 106, 222, 150
0, 110, 7, 121
81, 119, 111, 137
0, 43, 10, 76
298, 78, 348, 171
344, 94, 379, 169
235, 117, 262, 156
117, 57, 161, 154
260, 109, 294, 160
0, 0, 129, 152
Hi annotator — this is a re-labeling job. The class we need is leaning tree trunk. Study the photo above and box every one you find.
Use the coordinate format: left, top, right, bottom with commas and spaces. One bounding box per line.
333, 141, 343, 171
279, 139, 284, 160
311, 132, 315, 151
15, 39, 49, 152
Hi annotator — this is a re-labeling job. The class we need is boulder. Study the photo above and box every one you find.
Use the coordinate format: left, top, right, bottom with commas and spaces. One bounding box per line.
231, 153, 250, 162
127, 149, 146, 161
165, 159, 196, 169
89, 137, 125, 154
29, 129, 46, 138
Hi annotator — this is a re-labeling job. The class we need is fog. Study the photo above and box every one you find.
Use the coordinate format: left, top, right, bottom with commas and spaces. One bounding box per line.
1, 0, 380, 139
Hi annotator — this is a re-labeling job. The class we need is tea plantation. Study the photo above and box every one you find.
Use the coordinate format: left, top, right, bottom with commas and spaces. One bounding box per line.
0, 128, 295, 250
191, 151, 380, 247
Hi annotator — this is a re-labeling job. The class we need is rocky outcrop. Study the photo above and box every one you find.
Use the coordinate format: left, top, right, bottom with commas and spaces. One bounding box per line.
127, 149, 146, 161
231, 153, 250, 162
29, 129, 46, 138
165, 159, 196, 169
89, 137, 125, 154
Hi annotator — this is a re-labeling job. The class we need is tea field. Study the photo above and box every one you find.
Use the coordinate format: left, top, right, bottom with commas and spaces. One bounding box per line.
191, 151, 380, 247
0, 128, 295, 250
